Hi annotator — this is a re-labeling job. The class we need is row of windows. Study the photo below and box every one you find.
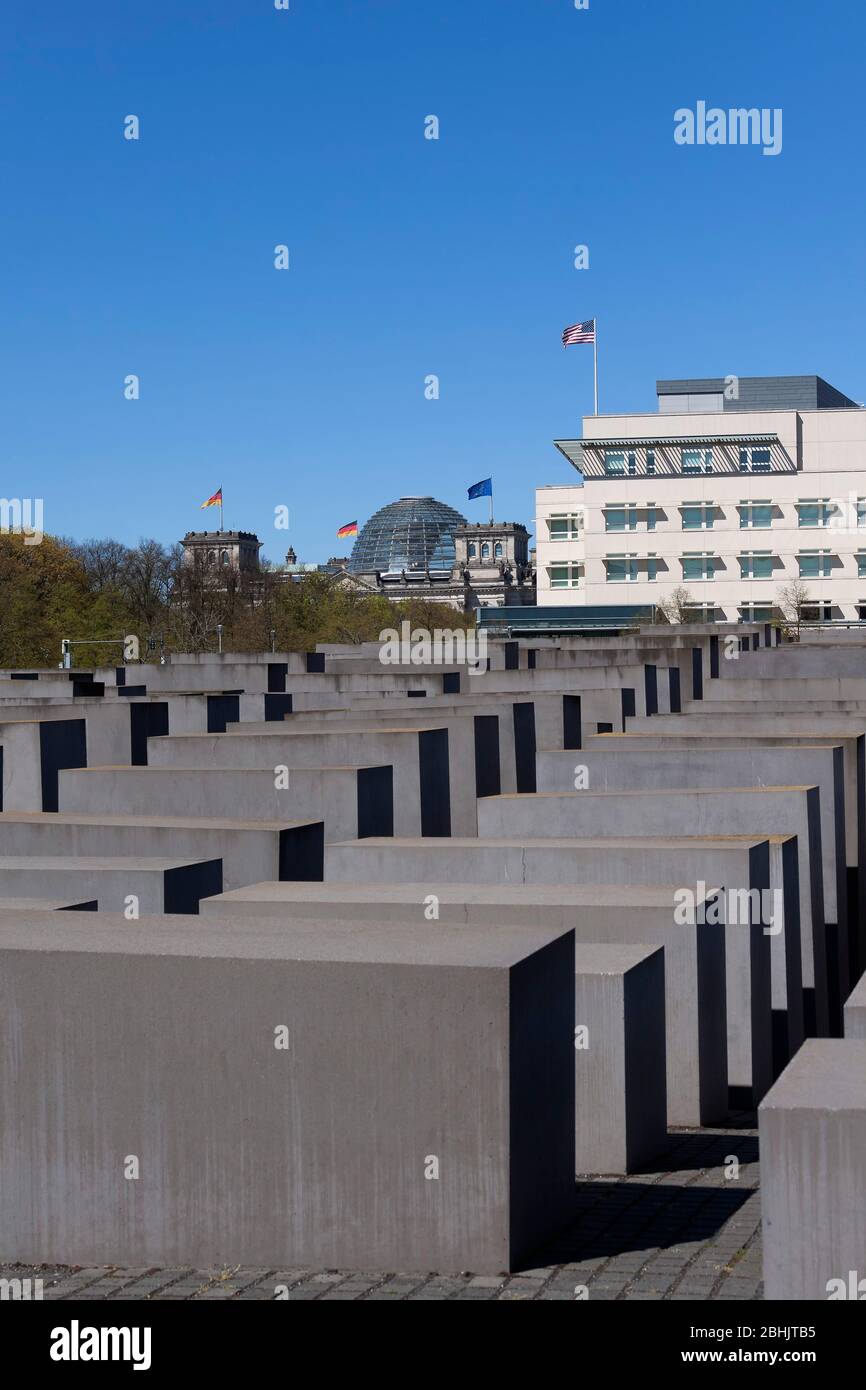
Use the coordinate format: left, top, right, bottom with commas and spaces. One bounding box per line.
467, 541, 505, 559
602, 445, 773, 477
545, 499, 866, 539
596, 548, 856, 582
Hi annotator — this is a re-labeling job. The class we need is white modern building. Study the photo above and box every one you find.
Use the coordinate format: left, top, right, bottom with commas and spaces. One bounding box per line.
536, 375, 866, 623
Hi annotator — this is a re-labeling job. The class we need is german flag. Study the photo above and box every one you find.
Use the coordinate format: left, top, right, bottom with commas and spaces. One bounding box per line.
337, 520, 358, 539
200, 487, 222, 509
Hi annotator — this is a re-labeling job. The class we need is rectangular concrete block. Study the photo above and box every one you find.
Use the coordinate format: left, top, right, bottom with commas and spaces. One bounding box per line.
0, 813, 324, 890
573, 943, 667, 1174
477, 784, 828, 1041
147, 724, 470, 835
57, 766, 394, 844
200, 879, 725, 1127
0, 912, 576, 1273
198, 886, 670, 1170
0, 856, 222, 914
843, 973, 866, 1039
760, 1039, 866, 1300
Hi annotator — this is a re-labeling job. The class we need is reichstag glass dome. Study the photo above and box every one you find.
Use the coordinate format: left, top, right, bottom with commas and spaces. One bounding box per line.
348, 496, 468, 574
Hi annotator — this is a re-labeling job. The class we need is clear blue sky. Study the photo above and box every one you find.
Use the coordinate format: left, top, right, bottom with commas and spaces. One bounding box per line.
2, 0, 863, 563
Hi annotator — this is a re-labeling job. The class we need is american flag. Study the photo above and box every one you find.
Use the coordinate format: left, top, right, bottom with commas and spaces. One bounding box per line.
562, 318, 596, 346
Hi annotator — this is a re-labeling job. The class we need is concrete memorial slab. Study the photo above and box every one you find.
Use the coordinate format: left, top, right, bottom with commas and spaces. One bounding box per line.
201, 879, 725, 1125
57, 765, 393, 844
760, 1039, 866, 1300
0, 812, 323, 889
477, 784, 829, 1041
0, 855, 221, 915
0, 911, 576, 1273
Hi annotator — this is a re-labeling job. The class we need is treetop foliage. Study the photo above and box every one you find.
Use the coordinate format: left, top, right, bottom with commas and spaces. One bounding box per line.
0, 533, 475, 667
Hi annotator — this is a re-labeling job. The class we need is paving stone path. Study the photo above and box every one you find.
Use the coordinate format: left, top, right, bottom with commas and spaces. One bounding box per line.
1, 1119, 761, 1302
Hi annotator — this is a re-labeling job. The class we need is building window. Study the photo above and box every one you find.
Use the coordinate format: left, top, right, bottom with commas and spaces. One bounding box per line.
605, 554, 638, 583
683, 603, 718, 622
680, 503, 715, 530
605, 504, 638, 532
647, 555, 658, 582
548, 562, 581, 589
481, 543, 490, 559
468, 543, 476, 558
857, 499, 866, 528
604, 450, 636, 477
797, 498, 834, 528
739, 604, 774, 623
798, 549, 832, 579
801, 602, 833, 623
207, 550, 216, 565
681, 552, 716, 581
646, 505, 657, 531
646, 449, 656, 476
547, 513, 582, 541
494, 542, 503, 558
221, 550, 230, 566
739, 446, 772, 473
738, 551, 774, 580
857, 553, 866, 579
682, 448, 713, 475
738, 500, 773, 529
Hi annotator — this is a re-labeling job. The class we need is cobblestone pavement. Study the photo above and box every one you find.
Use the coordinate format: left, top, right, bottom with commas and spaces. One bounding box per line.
1, 1120, 761, 1302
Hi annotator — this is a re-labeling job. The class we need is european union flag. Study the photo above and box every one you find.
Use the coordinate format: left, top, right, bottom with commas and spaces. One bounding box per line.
467, 477, 492, 500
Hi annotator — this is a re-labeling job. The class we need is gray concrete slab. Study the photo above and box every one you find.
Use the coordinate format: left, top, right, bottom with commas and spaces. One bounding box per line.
147, 724, 474, 834
477, 784, 829, 1039
57, 765, 393, 844
319, 833, 804, 1075
0, 897, 98, 911
842, 973, 866, 1040
759, 1039, 866, 1300
583, 726, 866, 988
0, 812, 323, 890
535, 743, 846, 1039
0, 911, 576, 1273
0, 856, 222, 914
202, 881, 725, 1125
573, 943, 667, 1173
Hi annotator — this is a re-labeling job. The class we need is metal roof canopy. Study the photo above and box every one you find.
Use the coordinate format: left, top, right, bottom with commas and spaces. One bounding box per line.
556, 432, 779, 457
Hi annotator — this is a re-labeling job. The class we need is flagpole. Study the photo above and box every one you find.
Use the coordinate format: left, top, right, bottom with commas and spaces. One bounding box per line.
593, 319, 599, 416
489, 480, 493, 526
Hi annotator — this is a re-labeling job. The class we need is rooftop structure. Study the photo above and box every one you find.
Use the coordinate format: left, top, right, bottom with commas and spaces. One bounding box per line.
348, 496, 468, 576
